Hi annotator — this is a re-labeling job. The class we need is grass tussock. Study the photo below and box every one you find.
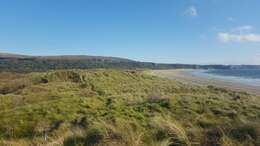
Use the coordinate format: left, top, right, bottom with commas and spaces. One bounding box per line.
0, 69, 259, 146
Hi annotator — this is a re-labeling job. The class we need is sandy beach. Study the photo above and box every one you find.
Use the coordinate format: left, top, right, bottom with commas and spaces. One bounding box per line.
152, 69, 260, 96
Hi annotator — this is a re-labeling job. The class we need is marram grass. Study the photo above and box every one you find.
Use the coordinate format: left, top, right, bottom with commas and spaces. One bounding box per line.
0, 69, 259, 146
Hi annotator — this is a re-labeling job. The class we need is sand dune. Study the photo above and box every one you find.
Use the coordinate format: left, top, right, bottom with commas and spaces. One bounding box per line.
152, 69, 260, 96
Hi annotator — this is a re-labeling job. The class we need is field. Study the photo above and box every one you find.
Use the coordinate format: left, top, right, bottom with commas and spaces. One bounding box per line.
0, 69, 259, 146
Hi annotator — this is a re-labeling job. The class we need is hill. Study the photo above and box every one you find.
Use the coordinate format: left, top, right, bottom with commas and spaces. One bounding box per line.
0, 53, 133, 62
0, 69, 259, 146
1, 53, 260, 72
0, 53, 156, 72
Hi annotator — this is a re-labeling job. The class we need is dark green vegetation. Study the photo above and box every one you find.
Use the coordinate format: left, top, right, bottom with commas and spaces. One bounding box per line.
0, 70, 259, 146
1, 53, 260, 72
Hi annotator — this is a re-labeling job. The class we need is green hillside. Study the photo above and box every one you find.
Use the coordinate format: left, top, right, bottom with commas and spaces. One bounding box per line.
0, 70, 259, 146
3, 53, 259, 72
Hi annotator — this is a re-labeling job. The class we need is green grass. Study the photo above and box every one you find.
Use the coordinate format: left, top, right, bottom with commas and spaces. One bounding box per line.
0, 69, 259, 146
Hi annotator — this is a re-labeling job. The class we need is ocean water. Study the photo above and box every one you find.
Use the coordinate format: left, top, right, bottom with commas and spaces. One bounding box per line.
206, 69, 260, 79
191, 69, 260, 87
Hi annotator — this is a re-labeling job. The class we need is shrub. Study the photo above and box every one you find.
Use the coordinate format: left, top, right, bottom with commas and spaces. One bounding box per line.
229, 124, 259, 142
197, 119, 216, 129
40, 78, 49, 84
68, 71, 82, 83
70, 117, 89, 128
151, 117, 190, 146
154, 129, 169, 141
106, 98, 113, 109
158, 98, 171, 109
50, 120, 64, 131
63, 127, 105, 146
47, 71, 82, 83
0, 82, 26, 94
84, 128, 105, 146
201, 128, 223, 146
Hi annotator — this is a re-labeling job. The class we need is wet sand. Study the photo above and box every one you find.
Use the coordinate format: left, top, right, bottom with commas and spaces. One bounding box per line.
152, 69, 260, 96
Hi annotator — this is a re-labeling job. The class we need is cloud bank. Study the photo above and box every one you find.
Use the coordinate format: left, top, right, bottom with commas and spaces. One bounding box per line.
218, 33, 260, 42
218, 25, 260, 43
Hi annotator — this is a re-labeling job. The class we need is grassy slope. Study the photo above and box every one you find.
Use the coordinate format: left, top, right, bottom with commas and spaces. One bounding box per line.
0, 70, 259, 146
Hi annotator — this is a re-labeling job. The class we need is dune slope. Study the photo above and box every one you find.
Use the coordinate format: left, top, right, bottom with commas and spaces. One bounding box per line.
0, 70, 259, 146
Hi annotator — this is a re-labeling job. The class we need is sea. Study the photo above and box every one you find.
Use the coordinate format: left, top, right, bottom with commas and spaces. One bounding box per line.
191, 69, 260, 87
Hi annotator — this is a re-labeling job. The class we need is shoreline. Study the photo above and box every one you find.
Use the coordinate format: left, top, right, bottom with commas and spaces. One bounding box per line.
152, 69, 260, 96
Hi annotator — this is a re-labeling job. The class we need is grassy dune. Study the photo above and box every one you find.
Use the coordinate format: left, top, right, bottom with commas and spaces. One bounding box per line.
0, 70, 259, 146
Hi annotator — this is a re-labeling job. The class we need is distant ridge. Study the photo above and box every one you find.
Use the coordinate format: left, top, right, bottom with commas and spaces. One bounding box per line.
0, 53, 134, 62
0, 53, 30, 59
0, 52, 260, 72
0, 52, 148, 72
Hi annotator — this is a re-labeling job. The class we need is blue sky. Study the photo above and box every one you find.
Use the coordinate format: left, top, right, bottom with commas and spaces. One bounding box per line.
0, 0, 260, 64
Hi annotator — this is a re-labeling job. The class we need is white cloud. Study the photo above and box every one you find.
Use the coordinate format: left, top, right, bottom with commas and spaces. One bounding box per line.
217, 25, 260, 43
218, 33, 260, 42
231, 25, 254, 33
185, 6, 198, 17
227, 17, 234, 21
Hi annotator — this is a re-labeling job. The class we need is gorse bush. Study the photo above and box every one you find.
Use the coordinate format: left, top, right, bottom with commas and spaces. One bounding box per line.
0, 70, 259, 146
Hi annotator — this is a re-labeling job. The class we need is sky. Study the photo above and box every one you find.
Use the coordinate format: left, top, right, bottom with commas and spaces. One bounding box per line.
0, 0, 260, 65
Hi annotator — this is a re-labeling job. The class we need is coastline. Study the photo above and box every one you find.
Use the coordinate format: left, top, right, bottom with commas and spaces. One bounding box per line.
151, 69, 260, 96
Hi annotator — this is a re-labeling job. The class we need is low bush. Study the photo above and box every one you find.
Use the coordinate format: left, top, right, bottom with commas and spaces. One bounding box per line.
229, 124, 260, 142
84, 128, 105, 146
